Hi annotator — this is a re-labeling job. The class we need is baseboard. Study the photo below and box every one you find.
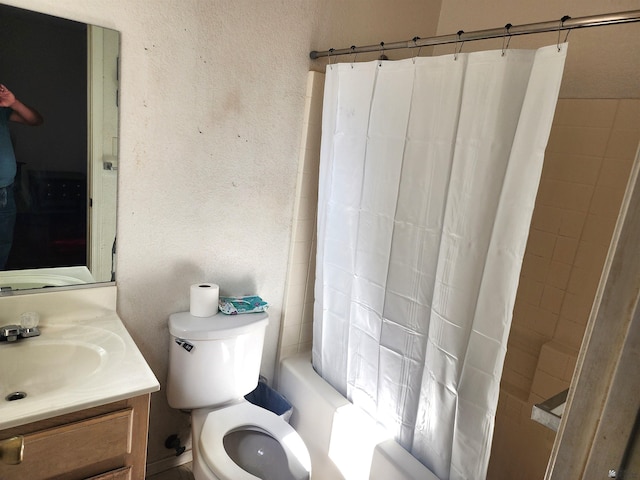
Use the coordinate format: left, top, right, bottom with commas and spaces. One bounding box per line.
146, 449, 193, 476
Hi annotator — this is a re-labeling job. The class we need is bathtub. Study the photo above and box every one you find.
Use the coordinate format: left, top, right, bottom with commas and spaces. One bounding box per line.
278, 353, 438, 480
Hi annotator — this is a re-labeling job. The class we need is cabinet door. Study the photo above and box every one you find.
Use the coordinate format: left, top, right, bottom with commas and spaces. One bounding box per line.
0, 409, 132, 480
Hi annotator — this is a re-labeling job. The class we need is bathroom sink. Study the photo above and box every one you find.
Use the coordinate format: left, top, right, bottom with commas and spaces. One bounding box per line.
0, 340, 106, 399
0, 313, 158, 431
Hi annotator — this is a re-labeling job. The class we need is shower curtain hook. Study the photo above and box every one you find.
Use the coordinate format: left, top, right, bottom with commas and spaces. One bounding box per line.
454, 30, 465, 60
501, 23, 512, 56
378, 42, 387, 66
350, 45, 358, 68
412, 36, 422, 63
328, 48, 335, 69
557, 15, 571, 51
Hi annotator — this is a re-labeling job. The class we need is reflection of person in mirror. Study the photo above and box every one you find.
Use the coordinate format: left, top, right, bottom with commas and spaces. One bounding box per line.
0, 83, 44, 270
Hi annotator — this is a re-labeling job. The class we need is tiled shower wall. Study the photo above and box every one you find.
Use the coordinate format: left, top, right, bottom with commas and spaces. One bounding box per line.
488, 98, 640, 480
277, 74, 640, 476
277, 72, 324, 362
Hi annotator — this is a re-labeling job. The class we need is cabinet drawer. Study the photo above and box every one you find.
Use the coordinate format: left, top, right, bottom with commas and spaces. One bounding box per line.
0, 409, 132, 480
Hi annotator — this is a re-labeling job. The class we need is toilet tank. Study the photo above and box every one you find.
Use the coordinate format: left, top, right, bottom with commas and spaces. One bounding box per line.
167, 311, 269, 410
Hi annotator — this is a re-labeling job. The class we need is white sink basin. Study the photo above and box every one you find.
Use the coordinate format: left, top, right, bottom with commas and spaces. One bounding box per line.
0, 340, 106, 398
0, 314, 158, 430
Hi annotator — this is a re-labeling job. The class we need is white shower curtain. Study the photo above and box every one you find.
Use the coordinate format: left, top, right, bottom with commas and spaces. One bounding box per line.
312, 44, 567, 480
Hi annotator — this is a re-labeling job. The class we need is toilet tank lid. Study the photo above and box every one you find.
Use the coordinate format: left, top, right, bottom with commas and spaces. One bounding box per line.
169, 311, 269, 340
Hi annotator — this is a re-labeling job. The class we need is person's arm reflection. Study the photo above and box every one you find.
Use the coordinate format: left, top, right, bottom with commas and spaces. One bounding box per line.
0, 84, 44, 126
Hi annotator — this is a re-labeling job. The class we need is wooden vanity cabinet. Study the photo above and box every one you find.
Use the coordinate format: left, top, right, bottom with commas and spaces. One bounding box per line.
0, 394, 150, 480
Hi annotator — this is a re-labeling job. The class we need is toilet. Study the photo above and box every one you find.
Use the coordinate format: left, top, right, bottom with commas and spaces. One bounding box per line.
167, 311, 311, 480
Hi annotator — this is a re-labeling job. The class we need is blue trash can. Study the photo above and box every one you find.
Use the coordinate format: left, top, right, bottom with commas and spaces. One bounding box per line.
245, 379, 293, 423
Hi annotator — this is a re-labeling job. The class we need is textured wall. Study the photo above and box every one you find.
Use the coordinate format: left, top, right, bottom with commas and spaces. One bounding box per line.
1, 0, 441, 467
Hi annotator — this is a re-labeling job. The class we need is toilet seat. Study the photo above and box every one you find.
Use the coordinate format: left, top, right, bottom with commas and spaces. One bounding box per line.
199, 400, 311, 480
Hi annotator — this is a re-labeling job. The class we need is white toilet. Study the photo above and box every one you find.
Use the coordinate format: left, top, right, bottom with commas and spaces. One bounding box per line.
167, 311, 311, 480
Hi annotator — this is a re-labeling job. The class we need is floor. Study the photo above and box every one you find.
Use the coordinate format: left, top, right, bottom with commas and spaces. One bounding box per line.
146, 463, 194, 480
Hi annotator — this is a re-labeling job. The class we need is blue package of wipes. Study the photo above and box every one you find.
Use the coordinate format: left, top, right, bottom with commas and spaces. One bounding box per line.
219, 295, 269, 315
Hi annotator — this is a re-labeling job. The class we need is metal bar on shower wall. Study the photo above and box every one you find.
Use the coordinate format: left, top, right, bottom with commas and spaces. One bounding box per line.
309, 9, 640, 59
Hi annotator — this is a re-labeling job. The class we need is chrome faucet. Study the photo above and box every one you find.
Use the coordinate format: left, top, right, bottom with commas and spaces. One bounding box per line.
1, 312, 41, 342
0, 324, 40, 342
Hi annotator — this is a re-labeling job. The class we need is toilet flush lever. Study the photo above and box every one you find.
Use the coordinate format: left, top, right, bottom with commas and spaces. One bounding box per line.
175, 338, 195, 353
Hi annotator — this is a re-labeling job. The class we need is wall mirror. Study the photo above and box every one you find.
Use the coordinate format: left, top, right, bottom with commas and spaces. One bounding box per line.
0, 4, 119, 292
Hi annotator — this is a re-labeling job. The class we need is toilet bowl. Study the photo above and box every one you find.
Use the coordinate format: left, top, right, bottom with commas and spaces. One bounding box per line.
192, 401, 311, 480
166, 310, 311, 479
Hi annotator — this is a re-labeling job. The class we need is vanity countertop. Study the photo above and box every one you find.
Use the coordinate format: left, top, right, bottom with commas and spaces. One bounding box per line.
0, 285, 160, 430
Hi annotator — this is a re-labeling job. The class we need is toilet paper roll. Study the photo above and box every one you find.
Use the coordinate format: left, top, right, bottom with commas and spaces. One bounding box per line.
190, 283, 220, 317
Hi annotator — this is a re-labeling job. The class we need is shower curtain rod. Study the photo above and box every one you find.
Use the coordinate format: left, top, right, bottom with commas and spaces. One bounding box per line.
309, 9, 640, 59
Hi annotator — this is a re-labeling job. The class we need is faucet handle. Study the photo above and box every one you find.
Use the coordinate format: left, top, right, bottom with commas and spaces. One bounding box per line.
1, 314, 41, 341
18, 312, 40, 338
20, 312, 40, 330
1, 325, 21, 342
